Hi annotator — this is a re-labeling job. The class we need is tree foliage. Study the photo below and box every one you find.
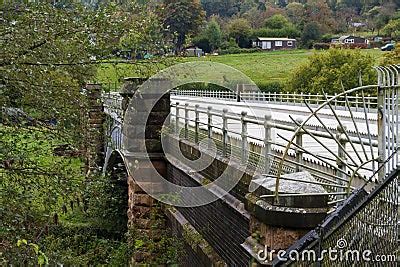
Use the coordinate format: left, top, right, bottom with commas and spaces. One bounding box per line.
0, 2, 168, 264
205, 18, 223, 51
382, 18, 400, 39
228, 18, 252, 48
301, 22, 322, 48
264, 14, 291, 29
288, 49, 376, 94
162, 0, 205, 52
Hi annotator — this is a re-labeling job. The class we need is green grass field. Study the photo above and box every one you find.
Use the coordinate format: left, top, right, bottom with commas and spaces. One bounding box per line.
96, 49, 385, 89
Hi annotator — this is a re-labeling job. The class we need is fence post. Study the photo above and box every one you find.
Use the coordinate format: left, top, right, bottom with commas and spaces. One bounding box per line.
264, 114, 272, 174
184, 103, 189, 140
295, 118, 304, 172
336, 125, 347, 191
236, 84, 242, 102
377, 85, 386, 181
241, 111, 248, 164
194, 104, 200, 144
222, 108, 228, 157
300, 92, 304, 106
175, 102, 180, 136
334, 93, 338, 109
207, 106, 213, 149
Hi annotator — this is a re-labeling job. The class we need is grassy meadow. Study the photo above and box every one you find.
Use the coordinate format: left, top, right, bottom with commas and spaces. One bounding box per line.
96, 49, 385, 90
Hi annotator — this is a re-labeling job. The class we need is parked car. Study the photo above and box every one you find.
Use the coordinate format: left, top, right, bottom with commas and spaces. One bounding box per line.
381, 43, 395, 51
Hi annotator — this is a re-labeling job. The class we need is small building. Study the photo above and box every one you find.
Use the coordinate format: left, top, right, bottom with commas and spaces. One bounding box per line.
350, 22, 367, 28
331, 35, 369, 48
185, 46, 203, 57
253, 37, 297, 50
333, 35, 368, 45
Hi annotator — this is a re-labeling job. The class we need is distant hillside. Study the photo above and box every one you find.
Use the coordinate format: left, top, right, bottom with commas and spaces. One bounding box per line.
200, 0, 400, 18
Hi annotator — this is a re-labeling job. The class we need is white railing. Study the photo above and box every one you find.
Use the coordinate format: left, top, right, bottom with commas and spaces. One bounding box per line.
102, 92, 123, 122
171, 90, 378, 112
170, 101, 381, 203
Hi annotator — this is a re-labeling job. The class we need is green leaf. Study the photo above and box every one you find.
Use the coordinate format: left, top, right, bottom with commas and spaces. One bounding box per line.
17, 239, 27, 247
29, 243, 39, 254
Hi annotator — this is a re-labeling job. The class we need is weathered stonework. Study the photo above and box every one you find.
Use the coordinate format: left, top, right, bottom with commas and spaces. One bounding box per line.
85, 83, 105, 175
121, 77, 172, 264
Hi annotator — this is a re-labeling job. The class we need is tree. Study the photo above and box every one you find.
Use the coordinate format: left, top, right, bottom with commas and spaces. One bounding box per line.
382, 19, 400, 39
264, 14, 291, 29
205, 18, 223, 51
301, 22, 322, 48
201, 0, 240, 17
286, 2, 306, 26
305, 0, 336, 33
119, 5, 168, 55
1, 2, 169, 263
288, 49, 376, 94
227, 18, 252, 48
163, 0, 205, 52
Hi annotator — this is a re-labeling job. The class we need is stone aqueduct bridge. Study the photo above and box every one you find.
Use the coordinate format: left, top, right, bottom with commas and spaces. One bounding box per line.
84, 73, 399, 266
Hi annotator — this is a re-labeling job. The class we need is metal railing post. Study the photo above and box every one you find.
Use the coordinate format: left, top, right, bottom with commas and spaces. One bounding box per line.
194, 104, 200, 144
295, 118, 304, 172
300, 92, 303, 106
184, 103, 189, 139
264, 114, 272, 174
377, 85, 386, 180
336, 125, 347, 190
207, 106, 213, 149
222, 108, 228, 157
241, 111, 248, 164
175, 102, 180, 136
334, 93, 338, 109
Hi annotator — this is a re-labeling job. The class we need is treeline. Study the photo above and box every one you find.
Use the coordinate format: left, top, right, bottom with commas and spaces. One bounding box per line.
193, 0, 400, 52
45, 0, 400, 53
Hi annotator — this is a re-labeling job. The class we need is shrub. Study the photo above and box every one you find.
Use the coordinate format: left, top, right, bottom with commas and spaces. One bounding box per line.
217, 47, 262, 55
258, 82, 284, 93
381, 44, 400, 64
313, 43, 330, 50
287, 48, 376, 94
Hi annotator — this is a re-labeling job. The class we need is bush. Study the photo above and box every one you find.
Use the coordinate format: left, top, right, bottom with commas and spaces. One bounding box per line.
288, 48, 376, 94
218, 47, 262, 55
258, 82, 284, 93
381, 44, 400, 64
313, 43, 330, 50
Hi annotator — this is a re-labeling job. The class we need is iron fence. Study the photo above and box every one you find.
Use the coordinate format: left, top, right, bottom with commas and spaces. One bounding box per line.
273, 167, 399, 266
